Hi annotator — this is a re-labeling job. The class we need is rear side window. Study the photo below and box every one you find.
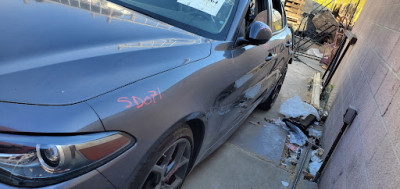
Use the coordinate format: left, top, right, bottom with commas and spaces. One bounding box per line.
271, 9, 283, 32
270, 0, 284, 32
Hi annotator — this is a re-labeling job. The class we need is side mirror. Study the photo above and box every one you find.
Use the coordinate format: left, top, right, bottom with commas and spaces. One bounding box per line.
248, 21, 272, 45
237, 21, 273, 46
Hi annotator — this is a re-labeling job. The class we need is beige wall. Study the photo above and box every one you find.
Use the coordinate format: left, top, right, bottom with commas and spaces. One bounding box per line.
319, 0, 400, 188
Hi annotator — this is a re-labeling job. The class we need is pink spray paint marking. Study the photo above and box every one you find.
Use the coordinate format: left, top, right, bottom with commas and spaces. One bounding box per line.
117, 88, 162, 109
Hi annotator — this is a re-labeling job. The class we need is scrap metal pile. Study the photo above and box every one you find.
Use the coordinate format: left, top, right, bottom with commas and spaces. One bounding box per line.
266, 94, 327, 181
287, 0, 359, 98
289, 0, 361, 60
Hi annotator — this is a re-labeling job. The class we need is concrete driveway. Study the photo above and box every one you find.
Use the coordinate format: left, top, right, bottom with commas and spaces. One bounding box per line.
182, 59, 322, 189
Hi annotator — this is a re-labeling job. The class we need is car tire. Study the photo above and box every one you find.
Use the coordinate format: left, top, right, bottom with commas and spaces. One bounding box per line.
258, 66, 288, 111
131, 125, 194, 189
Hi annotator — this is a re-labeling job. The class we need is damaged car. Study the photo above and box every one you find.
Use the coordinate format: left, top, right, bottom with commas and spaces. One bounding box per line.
0, 0, 293, 188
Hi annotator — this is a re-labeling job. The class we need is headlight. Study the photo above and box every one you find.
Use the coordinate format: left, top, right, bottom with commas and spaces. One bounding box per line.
0, 132, 135, 187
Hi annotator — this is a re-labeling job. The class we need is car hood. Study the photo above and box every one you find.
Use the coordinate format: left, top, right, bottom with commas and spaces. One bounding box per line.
0, 0, 211, 105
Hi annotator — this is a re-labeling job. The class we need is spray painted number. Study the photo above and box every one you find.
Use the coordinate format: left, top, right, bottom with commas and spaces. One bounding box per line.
117, 88, 162, 109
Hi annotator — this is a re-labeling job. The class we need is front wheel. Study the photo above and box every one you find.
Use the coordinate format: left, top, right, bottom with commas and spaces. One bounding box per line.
132, 126, 193, 189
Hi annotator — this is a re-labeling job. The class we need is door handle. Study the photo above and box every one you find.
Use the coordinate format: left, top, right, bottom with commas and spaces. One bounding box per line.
285, 41, 292, 47
265, 53, 275, 61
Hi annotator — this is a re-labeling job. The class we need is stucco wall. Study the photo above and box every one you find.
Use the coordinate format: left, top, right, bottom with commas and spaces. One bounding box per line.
319, 0, 400, 188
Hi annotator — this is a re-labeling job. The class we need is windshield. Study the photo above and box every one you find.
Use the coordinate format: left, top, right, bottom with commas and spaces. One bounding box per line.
112, 0, 239, 40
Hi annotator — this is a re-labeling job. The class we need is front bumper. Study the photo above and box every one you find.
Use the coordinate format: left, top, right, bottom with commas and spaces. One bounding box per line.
0, 169, 115, 189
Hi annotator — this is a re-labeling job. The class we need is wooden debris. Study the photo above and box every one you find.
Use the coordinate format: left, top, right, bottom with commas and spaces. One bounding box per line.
284, 0, 306, 30
311, 72, 321, 109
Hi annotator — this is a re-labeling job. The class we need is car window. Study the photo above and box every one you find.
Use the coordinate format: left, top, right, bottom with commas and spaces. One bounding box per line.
250, 0, 269, 25
114, 0, 239, 40
271, 0, 284, 32
236, 0, 269, 45
250, 0, 269, 15
271, 9, 283, 32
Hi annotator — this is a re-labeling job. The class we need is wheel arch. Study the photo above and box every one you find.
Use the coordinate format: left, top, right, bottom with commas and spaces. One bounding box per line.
185, 117, 205, 170
129, 111, 207, 188
156, 111, 207, 171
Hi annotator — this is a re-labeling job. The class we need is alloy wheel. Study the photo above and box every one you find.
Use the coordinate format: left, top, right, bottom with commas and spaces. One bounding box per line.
142, 138, 191, 189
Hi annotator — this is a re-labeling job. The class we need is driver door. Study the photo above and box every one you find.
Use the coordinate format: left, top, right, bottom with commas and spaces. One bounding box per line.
217, 0, 281, 134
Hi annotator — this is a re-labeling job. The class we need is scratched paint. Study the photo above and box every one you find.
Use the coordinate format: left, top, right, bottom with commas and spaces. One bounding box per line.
117, 88, 162, 109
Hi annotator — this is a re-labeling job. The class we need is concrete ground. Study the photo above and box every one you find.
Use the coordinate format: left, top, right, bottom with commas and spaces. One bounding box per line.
182, 58, 322, 189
